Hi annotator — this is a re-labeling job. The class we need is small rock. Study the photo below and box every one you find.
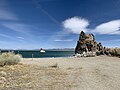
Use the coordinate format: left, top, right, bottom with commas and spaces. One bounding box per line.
9, 66, 15, 70
0, 77, 7, 84
0, 71, 7, 77
50, 63, 58, 68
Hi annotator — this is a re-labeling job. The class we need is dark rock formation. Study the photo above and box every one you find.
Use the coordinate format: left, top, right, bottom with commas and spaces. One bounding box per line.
75, 31, 120, 57
104, 48, 120, 57
75, 31, 104, 57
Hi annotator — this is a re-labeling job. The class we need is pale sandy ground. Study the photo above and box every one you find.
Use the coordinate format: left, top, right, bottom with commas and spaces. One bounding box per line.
0, 56, 120, 90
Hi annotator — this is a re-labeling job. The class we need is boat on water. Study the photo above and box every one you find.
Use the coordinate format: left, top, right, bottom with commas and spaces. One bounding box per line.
40, 48, 46, 53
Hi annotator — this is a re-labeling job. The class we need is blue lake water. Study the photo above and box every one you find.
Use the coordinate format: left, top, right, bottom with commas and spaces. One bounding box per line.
1, 50, 75, 58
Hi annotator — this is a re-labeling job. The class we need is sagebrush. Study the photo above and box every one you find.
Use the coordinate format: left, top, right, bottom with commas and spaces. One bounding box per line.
0, 52, 22, 66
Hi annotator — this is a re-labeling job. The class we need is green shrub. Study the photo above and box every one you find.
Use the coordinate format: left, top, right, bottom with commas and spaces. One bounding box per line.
0, 52, 22, 66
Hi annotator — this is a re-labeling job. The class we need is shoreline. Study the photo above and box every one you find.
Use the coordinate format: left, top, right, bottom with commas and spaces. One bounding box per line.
21, 55, 119, 59
21, 56, 120, 68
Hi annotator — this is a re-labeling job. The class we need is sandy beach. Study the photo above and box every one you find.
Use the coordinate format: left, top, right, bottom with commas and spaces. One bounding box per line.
0, 56, 120, 90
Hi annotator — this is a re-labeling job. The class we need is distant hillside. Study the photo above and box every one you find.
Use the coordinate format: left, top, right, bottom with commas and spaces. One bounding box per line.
0, 48, 75, 51
46, 48, 75, 51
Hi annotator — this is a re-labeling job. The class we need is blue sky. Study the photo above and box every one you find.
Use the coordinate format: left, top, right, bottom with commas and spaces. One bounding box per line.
0, 0, 120, 49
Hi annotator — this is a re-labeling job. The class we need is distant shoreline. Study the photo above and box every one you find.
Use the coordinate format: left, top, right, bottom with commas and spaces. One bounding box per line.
0, 48, 75, 51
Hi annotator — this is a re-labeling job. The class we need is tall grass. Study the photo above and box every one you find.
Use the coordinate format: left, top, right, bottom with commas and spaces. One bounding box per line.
0, 52, 22, 66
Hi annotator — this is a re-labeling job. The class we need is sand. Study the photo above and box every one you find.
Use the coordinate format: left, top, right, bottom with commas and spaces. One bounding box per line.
0, 56, 120, 90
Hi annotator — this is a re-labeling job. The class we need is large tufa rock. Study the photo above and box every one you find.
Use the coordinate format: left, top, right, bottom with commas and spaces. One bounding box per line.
75, 31, 104, 57
75, 31, 120, 57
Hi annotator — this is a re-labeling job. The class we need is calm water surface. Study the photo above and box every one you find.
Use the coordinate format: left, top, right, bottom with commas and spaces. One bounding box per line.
1, 50, 75, 58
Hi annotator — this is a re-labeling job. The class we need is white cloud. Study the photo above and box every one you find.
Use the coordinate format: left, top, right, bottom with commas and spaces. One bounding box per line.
62, 16, 120, 35
54, 39, 73, 42
62, 16, 89, 34
93, 20, 120, 34
17, 37, 25, 40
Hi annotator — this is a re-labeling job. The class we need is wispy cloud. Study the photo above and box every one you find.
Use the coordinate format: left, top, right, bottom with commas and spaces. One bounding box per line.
0, 0, 18, 21
0, 33, 11, 38
0, 33, 26, 41
54, 39, 73, 42
62, 16, 120, 35
2, 23, 33, 35
16, 37, 25, 40
0, 9, 18, 21
1, 23, 35, 38
33, 0, 59, 24
100, 39, 120, 42
93, 20, 120, 34
36, 0, 60, 2
62, 16, 89, 34
0, 1, 33, 37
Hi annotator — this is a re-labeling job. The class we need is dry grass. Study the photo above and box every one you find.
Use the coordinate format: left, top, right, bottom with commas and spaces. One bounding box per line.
0, 52, 22, 66
0, 56, 120, 90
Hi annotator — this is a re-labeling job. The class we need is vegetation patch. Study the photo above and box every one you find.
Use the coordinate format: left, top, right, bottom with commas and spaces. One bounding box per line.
0, 52, 22, 66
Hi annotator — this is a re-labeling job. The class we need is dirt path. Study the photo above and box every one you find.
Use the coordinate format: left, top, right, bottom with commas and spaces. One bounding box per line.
0, 56, 120, 90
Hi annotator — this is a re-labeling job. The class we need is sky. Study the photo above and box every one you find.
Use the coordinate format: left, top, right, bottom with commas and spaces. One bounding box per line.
0, 0, 120, 49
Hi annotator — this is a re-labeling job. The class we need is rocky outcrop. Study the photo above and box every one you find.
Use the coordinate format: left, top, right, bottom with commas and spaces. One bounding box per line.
75, 31, 120, 57
75, 31, 104, 57
104, 48, 120, 57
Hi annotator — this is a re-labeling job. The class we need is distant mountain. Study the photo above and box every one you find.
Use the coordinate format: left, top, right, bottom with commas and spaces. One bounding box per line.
0, 48, 75, 51
46, 48, 75, 51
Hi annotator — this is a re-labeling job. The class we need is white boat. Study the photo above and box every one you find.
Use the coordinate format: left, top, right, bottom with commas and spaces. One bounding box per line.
40, 48, 46, 53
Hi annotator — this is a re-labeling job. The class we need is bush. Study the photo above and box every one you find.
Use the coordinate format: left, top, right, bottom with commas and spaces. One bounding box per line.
0, 52, 22, 66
